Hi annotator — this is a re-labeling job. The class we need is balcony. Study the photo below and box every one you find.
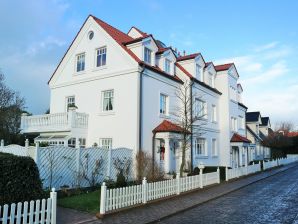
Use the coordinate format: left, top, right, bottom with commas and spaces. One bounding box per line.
21, 110, 89, 134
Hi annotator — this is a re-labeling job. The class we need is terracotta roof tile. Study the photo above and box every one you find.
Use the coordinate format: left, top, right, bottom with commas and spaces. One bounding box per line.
214, 63, 234, 71
176, 53, 200, 62
230, 133, 251, 143
153, 120, 190, 133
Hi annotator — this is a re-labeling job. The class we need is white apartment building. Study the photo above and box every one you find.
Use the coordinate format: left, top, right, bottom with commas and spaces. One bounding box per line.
21, 15, 258, 173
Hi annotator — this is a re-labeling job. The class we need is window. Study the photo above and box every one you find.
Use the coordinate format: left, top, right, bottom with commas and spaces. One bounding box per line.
100, 138, 112, 149
79, 138, 86, 148
211, 105, 217, 122
66, 96, 75, 111
196, 64, 202, 81
102, 90, 114, 111
144, 47, 152, 64
160, 94, 168, 115
88, 31, 94, 40
96, 47, 107, 67
165, 59, 171, 73
208, 73, 214, 87
195, 99, 207, 118
76, 53, 85, 72
239, 116, 245, 129
231, 117, 237, 132
212, 139, 217, 156
196, 138, 207, 156
68, 138, 76, 148
229, 86, 237, 101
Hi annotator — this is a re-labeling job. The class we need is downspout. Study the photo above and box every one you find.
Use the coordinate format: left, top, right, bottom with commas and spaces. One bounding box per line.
190, 79, 195, 172
138, 65, 145, 152
152, 132, 156, 174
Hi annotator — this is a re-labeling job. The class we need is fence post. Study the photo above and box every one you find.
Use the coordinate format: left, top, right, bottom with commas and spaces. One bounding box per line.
176, 174, 180, 195
100, 182, 107, 215
259, 161, 261, 171
35, 142, 40, 167
76, 147, 81, 186
199, 163, 205, 188
1, 139, 4, 148
50, 188, 57, 224
142, 177, 147, 204
217, 167, 220, 184
25, 139, 29, 148
225, 166, 228, 181
107, 149, 112, 178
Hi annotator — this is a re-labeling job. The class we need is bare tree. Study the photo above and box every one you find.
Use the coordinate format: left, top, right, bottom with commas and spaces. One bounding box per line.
171, 80, 206, 177
0, 72, 26, 144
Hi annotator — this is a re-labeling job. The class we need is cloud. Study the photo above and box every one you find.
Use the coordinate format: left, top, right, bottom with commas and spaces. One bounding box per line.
253, 41, 279, 52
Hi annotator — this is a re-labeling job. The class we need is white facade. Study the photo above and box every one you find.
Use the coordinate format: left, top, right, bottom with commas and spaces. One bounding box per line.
21, 15, 259, 173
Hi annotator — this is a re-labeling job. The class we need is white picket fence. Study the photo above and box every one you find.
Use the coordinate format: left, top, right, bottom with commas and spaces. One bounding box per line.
278, 156, 298, 165
0, 189, 57, 224
0, 140, 133, 190
100, 168, 220, 214
263, 159, 279, 170
225, 163, 261, 181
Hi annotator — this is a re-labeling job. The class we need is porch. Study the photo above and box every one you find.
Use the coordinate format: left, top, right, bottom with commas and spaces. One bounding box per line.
230, 133, 252, 168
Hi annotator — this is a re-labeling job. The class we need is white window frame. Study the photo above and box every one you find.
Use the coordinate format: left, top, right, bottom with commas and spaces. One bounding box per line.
66, 96, 75, 112
195, 99, 207, 119
231, 117, 238, 132
102, 90, 114, 112
239, 116, 245, 129
165, 59, 171, 74
211, 105, 217, 122
144, 47, 152, 64
76, 53, 85, 72
99, 138, 112, 149
212, 138, 217, 156
196, 138, 207, 157
96, 46, 107, 67
159, 93, 168, 115
208, 72, 214, 88
196, 64, 203, 81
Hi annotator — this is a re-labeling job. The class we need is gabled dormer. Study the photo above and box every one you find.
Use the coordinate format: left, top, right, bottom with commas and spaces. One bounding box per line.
246, 112, 262, 135
176, 53, 205, 81
156, 48, 176, 76
127, 26, 147, 38
125, 35, 158, 66
204, 62, 216, 88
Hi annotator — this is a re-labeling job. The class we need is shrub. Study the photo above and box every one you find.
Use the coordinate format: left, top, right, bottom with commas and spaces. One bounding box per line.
0, 152, 45, 205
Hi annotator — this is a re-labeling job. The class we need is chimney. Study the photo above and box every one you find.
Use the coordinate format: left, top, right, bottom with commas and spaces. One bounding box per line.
183, 50, 186, 56
178, 51, 181, 57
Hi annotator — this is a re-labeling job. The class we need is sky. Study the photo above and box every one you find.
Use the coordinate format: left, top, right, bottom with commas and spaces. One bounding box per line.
1, 0, 298, 129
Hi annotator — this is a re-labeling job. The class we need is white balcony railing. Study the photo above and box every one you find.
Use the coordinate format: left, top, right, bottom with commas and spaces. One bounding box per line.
21, 111, 89, 133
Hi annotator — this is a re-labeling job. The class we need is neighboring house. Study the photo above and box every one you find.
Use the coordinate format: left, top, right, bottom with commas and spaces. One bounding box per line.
21, 15, 256, 173
246, 112, 271, 160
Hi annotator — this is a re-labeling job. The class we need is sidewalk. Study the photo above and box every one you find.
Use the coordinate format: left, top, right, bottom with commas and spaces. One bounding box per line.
57, 162, 298, 224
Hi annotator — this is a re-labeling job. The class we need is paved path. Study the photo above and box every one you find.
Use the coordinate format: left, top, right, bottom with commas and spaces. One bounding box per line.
57, 163, 298, 224
156, 164, 298, 224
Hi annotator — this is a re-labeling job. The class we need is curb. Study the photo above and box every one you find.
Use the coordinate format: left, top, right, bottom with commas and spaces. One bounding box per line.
147, 162, 298, 224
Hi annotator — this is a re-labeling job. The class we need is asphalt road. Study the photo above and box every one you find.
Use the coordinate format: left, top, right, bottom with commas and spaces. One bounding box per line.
156, 166, 298, 224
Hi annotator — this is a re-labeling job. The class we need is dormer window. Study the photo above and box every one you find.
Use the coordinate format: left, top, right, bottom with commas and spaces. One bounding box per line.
165, 59, 171, 73
144, 47, 152, 64
208, 73, 214, 88
196, 64, 202, 81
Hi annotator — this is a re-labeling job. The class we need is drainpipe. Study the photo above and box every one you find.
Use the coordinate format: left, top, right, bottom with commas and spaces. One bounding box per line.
138, 65, 146, 152
152, 132, 156, 175
190, 79, 195, 172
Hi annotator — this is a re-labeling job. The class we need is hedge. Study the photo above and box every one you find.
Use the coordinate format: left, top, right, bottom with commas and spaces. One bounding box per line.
0, 152, 45, 205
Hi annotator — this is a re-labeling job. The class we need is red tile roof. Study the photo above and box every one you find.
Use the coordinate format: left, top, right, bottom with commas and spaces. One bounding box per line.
214, 63, 234, 72
230, 133, 251, 143
175, 63, 193, 78
153, 120, 190, 134
176, 53, 200, 62
287, 132, 298, 137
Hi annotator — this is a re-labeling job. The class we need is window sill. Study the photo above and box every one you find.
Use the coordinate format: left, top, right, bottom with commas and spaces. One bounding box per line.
98, 111, 115, 116
159, 114, 170, 119
195, 155, 208, 159
73, 71, 86, 76
92, 65, 107, 72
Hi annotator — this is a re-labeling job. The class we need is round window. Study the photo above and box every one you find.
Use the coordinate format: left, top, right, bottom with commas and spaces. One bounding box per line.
88, 31, 94, 40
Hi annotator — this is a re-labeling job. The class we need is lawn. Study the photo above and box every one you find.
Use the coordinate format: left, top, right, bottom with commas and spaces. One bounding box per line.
57, 190, 101, 213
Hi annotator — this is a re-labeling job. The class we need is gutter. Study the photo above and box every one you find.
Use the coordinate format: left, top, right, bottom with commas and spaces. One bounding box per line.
190, 80, 194, 172
138, 65, 146, 151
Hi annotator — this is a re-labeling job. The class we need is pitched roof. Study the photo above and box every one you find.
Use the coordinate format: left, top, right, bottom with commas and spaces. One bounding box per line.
238, 102, 248, 110
259, 131, 266, 140
230, 133, 251, 143
175, 63, 222, 95
176, 53, 200, 62
261, 117, 270, 126
246, 112, 261, 122
129, 26, 147, 37
214, 63, 234, 72
204, 61, 214, 68
246, 125, 262, 141
152, 120, 190, 134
